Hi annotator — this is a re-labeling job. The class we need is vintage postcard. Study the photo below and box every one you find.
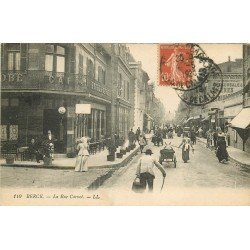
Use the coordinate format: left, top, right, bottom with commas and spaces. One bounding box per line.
0, 43, 249, 205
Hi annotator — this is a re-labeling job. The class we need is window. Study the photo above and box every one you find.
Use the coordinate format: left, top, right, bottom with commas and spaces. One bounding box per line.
57, 56, 65, 73
87, 59, 94, 79
0, 125, 8, 141
45, 55, 53, 71
8, 51, 20, 71
97, 66, 106, 84
98, 66, 102, 82
118, 74, 122, 96
45, 44, 66, 73
103, 69, 106, 84
123, 81, 126, 99
79, 54, 83, 75
127, 81, 130, 100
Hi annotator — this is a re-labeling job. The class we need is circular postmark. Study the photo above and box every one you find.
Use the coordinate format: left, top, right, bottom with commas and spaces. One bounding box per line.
175, 62, 223, 106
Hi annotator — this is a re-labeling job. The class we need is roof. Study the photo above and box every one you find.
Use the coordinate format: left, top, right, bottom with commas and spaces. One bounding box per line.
230, 107, 250, 129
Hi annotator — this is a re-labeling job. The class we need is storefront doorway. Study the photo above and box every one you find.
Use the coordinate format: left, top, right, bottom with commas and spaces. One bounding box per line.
43, 109, 67, 153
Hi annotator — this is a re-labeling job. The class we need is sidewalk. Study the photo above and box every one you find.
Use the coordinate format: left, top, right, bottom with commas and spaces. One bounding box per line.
0, 133, 154, 170
197, 137, 250, 167
0, 145, 140, 170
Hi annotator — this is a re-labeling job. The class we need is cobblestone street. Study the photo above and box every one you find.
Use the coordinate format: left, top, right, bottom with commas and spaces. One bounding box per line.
100, 137, 250, 192
1, 137, 250, 192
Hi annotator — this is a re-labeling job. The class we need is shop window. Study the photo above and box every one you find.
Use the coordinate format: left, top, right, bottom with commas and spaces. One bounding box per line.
0, 125, 8, 141
9, 125, 18, 141
45, 44, 66, 73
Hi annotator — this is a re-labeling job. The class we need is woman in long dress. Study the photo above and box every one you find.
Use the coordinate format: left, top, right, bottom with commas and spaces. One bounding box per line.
216, 129, 229, 164
179, 138, 193, 163
75, 137, 89, 172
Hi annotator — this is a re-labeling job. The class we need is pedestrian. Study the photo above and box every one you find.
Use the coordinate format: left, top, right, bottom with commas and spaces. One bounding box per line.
135, 127, 141, 142
206, 129, 212, 148
128, 129, 135, 147
28, 138, 43, 163
216, 128, 229, 164
136, 149, 166, 192
138, 134, 146, 153
44, 130, 56, 160
178, 138, 193, 163
213, 129, 218, 149
198, 127, 203, 137
75, 137, 89, 172
190, 130, 196, 144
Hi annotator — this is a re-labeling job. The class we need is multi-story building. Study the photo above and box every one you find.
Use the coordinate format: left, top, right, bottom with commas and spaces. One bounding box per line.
129, 59, 148, 131
1, 43, 112, 154
175, 57, 244, 129
102, 44, 135, 139
229, 44, 250, 152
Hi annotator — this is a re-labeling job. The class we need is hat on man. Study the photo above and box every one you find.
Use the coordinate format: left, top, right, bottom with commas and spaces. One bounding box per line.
145, 149, 153, 155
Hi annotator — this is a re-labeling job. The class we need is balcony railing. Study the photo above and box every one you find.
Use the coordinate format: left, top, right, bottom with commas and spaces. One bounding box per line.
1, 70, 111, 99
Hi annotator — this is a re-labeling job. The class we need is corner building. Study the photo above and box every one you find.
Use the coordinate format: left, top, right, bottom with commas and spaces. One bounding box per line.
1, 43, 112, 154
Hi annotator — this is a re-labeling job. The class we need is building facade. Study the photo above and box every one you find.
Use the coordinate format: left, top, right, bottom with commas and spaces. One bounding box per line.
229, 44, 250, 152
175, 57, 245, 150
103, 44, 135, 139
129, 59, 148, 131
1, 43, 112, 154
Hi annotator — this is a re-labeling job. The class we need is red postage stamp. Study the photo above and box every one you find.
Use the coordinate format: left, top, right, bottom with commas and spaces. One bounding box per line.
159, 44, 193, 87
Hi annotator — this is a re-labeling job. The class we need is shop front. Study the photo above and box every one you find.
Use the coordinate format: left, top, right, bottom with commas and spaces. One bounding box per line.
230, 107, 250, 152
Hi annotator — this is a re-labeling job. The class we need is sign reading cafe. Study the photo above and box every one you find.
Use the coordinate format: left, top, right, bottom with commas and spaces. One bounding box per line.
1, 72, 110, 97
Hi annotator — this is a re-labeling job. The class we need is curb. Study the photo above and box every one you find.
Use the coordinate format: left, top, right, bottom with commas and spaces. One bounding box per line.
0, 147, 140, 171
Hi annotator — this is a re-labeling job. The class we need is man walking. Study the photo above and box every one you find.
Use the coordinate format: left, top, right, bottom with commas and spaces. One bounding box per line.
128, 129, 135, 147
136, 149, 166, 192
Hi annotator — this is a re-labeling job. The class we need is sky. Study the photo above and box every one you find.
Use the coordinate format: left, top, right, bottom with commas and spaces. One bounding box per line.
128, 43, 242, 115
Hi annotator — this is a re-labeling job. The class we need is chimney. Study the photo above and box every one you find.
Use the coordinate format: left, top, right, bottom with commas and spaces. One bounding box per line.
228, 56, 231, 62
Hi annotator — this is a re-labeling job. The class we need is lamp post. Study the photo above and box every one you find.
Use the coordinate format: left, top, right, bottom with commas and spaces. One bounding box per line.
58, 106, 66, 152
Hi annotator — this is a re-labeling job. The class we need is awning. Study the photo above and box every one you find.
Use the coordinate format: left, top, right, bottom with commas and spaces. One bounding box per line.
230, 107, 250, 129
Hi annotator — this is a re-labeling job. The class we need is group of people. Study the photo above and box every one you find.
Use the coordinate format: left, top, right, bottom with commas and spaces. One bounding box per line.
28, 130, 56, 163
128, 128, 147, 153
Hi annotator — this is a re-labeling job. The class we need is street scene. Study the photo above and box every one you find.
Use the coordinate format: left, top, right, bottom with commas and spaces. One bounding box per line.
1, 43, 250, 205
